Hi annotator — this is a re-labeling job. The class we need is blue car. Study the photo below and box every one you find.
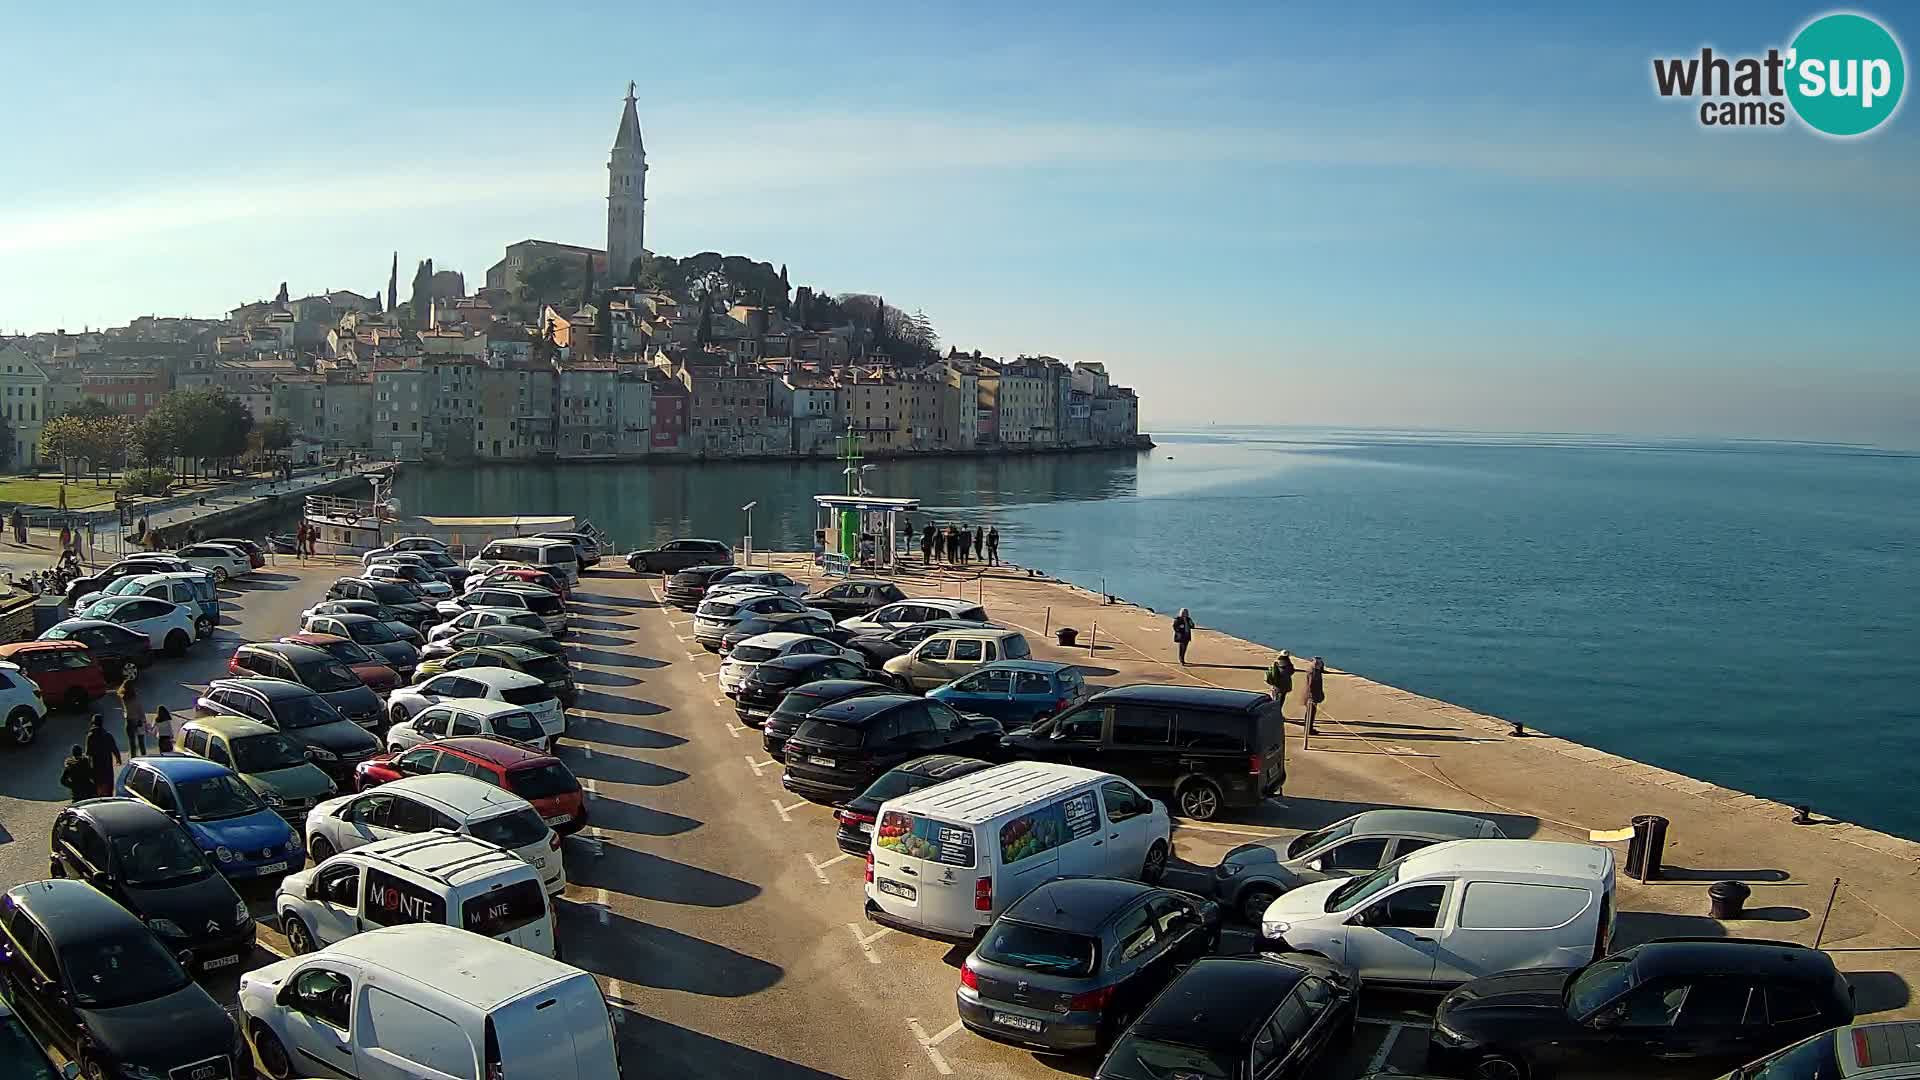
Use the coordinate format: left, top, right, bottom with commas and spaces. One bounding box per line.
927, 660, 1088, 726
115, 756, 304, 881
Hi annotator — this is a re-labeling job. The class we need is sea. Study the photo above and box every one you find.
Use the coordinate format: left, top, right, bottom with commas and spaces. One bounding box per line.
395, 430, 1920, 838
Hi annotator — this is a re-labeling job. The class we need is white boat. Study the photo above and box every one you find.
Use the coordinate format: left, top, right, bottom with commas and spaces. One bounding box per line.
302, 471, 597, 557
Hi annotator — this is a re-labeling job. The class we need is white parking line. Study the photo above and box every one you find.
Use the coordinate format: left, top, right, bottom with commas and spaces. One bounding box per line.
1171, 821, 1297, 838
725, 724, 740, 739
745, 756, 775, 776
846, 922, 889, 964
807, 852, 854, 882
906, 1018, 958, 1075
712, 697, 727, 707
1365, 1022, 1406, 1073
697, 670, 715, 680
676, 634, 693, 642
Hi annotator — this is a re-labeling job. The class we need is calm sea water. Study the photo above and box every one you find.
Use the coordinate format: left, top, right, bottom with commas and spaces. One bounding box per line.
396, 431, 1920, 837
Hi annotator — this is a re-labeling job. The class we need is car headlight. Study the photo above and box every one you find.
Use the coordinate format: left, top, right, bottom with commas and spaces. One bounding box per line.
235, 900, 252, 924
287, 834, 304, 852
325, 779, 339, 795
262, 793, 284, 807
147, 917, 186, 937
305, 746, 338, 762
1432, 1020, 1476, 1048
1216, 862, 1247, 878
1261, 919, 1290, 939
215, 846, 236, 863
120, 1065, 166, 1080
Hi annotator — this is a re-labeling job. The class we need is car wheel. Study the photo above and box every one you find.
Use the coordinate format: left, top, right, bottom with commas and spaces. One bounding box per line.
212, 567, 228, 583
1238, 884, 1282, 925
164, 630, 190, 657
63, 687, 89, 711
1174, 777, 1224, 821
1141, 840, 1169, 884
284, 915, 316, 955
80, 1050, 110, 1080
195, 615, 213, 639
5, 707, 37, 746
252, 1021, 294, 1080
1472, 1055, 1528, 1080
308, 836, 336, 862
389, 704, 409, 726
49, 860, 64, 878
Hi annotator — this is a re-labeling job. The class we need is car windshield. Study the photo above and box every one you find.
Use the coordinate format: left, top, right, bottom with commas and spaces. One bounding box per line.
315, 639, 376, 664
508, 762, 579, 799
1100, 1036, 1233, 1080
861, 769, 941, 802
732, 645, 779, 662
345, 620, 398, 644
111, 827, 211, 887
0, 1005, 61, 1080
793, 719, 865, 747
103, 578, 143, 596
521, 593, 562, 615
468, 808, 550, 850
1744, 1031, 1843, 1080
61, 933, 192, 1008
1566, 958, 1635, 1017
178, 773, 268, 821
366, 582, 413, 604
1325, 860, 1402, 912
1287, 818, 1356, 859
976, 920, 1098, 977
79, 600, 126, 619
500, 685, 554, 708
274, 692, 349, 730
491, 709, 544, 743
773, 689, 839, 718
294, 660, 362, 692
523, 656, 570, 682
231, 732, 310, 773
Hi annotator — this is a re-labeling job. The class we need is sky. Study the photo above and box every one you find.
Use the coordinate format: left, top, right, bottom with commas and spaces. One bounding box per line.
2, 2, 1915, 446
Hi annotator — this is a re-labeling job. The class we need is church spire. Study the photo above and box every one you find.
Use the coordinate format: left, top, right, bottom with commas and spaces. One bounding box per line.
612, 81, 643, 152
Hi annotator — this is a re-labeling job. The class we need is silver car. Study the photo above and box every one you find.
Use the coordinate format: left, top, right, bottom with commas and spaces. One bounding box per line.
1211, 809, 1504, 923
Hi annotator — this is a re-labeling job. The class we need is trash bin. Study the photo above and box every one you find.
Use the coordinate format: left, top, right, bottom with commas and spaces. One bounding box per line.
1708, 880, 1752, 920
1625, 814, 1670, 881
1056, 627, 1078, 647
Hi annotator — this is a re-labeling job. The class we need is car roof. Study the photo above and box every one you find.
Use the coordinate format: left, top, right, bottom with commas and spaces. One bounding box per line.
428, 667, 543, 690
136, 755, 233, 780
476, 625, 553, 641
885, 619, 994, 634
894, 754, 994, 779
434, 736, 553, 768
1130, 956, 1311, 1047
904, 598, 984, 613
1628, 938, 1835, 983
1004, 877, 1158, 931
762, 653, 844, 670
1091, 683, 1271, 712
924, 628, 1023, 643
886, 761, 1116, 824
807, 693, 920, 725
438, 699, 537, 719
786, 679, 890, 699
281, 632, 350, 647
87, 594, 166, 609
737, 631, 827, 649
71, 796, 177, 832
6, 879, 147, 941
0, 640, 84, 654
211, 676, 316, 700
245, 641, 330, 663
827, 577, 894, 587
322, 612, 384, 623
384, 773, 531, 816
46, 619, 128, 633
1840, 1021, 1920, 1077
322, 924, 582, 1007
1397, 839, 1614, 882
450, 644, 545, 661
1346, 809, 1496, 839
183, 715, 278, 739
349, 831, 532, 888
973, 659, 1076, 675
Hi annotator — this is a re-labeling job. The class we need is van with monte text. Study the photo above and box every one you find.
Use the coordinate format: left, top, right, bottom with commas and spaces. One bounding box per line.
469, 537, 581, 588
865, 761, 1171, 943
276, 830, 557, 957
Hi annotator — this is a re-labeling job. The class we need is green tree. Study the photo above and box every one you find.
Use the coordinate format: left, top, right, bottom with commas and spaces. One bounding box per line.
0, 412, 14, 470
39, 415, 86, 477
129, 411, 178, 469
519, 257, 582, 311
257, 416, 294, 453
62, 398, 116, 420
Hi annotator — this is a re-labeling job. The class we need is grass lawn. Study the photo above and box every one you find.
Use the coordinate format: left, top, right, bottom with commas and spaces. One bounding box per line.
0, 476, 119, 509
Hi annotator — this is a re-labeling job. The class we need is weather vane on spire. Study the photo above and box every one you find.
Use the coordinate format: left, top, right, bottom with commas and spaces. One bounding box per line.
626, 80, 636, 101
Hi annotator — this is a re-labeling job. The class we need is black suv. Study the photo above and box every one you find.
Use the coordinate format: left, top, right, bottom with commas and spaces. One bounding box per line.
762, 680, 893, 760
327, 577, 435, 628
720, 612, 858, 653
834, 754, 994, 856
1429, 938, 1856, 1080
733, 654, 884, 725
49, 799, 255, 974
628, 538, 733, 574
229, 642, 384, 731
663, 565, 749, 609
197, 678, 382, 785
1000, 685, 1284, 821
801, 578, 908, 618
782, 694, 1004, 800
0, 879, 242, 1080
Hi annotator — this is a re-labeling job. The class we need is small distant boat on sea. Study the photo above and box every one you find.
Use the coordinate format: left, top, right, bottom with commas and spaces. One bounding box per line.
302, 467, 599, 557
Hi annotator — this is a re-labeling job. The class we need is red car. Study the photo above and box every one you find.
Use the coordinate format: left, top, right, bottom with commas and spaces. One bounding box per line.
354, 736, 587, 832
277, 632, 400, 695
0, 641, 108, 711
473, 566, 570, 601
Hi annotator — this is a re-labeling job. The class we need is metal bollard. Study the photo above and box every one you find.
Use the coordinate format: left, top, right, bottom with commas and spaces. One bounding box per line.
1708, 881, 1751, 920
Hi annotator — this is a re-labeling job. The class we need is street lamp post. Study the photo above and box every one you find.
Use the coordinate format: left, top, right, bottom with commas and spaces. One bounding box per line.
740, 501, 757, 565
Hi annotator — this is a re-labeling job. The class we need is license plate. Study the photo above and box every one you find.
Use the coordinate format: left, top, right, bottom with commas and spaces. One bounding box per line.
993, 1012, 1044, 1034
543, 814, 571, 826
857, 823, 872, 835
257, 861, 288, 874
808, 755, 836, 768
878, 879, 915, 900
534, 856, 548, 868
200, 954, 241, 970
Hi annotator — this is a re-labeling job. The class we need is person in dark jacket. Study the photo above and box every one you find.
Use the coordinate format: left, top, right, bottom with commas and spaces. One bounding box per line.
60, 745, 93, 803
920, 523, 934, 564
1172, 608, 1195, 665
973, 526, 984, 560
986, 527, 999, 566
1304, 656, 1327, 735
84, 715, 120, 798
1265, 650, 1295, 716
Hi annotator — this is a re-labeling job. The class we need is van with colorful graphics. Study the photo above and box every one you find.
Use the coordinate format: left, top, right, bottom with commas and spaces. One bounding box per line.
864, 761, 1170, 942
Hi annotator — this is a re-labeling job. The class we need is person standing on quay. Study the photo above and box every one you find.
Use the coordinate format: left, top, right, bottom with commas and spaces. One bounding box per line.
85, 715, 120, 797
921, 523, 934, 565
973, 526, 984, 561
60, 745, 93, 803
1265, 650, 1295, 716
987, 527, 1000, 566
1303, 656, 1327, 736
1172, 608, 1195, 665
154, 705, 174, 755
120, 672, 147, 756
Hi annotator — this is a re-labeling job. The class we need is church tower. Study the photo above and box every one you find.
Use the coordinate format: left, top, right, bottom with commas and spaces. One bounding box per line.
607, 82, 647, 286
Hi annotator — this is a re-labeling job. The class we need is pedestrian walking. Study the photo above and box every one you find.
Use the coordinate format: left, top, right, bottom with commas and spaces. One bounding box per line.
973, 526, 984, 561
120, 671, 147, 756
1172, 608, 1195, 665
154, 705, 174, 755
1265, 650, 1295, 715
920, 524, 934, 564
1303, 656, 1327, 735
60, 745, 93, 803
986, 527, 999, 566
84, 715, 120, 797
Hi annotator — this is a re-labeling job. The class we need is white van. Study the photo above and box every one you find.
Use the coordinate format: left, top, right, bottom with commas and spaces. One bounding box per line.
239, 923, 619, 1079
1259, 838, 1617, 988
277, 831, 558, 958
469, 538, 580, 587
865, 761, 1171, 942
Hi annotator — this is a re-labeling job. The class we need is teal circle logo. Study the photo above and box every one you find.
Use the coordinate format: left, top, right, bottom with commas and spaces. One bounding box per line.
1787, 13, 1906, 136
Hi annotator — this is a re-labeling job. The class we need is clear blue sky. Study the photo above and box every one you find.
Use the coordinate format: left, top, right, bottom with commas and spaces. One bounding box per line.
3, 2, 1915, 445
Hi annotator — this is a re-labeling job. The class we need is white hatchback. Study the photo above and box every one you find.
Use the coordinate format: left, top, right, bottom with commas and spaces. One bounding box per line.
0, 662, 48, 746
704, 569, 808, 600
718, 631, 859, 694
173, 542, 253, 582
387, 698, 550, 754
305, 773, 567, 893
387, 668, 566, 742
76, 594, 199, 655
428, 607, 550, 642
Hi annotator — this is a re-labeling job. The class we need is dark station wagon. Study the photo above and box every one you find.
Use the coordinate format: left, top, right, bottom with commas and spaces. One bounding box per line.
782, 694, 1004, 801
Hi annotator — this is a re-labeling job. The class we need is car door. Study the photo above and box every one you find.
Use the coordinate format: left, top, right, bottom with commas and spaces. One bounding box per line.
1101, 902, 1173, 1018
906, 637, 952, 688
922, 699, 983, 756
1099, 780, 1155, 871
50, 812, 95, 883
1312, 837, 1393, 878
882, 705, 933, 766
393, 748, 442, 779
1340, 883, 1448, 985
1023, 705, 1107, 766
304, 862, 365, 947
1582, 977, 1772, 1079
398, 707, 450, 750
1011, 669, 1059, 724
336, 792, 398, 850
1108, 703, 1182, 793
946, 669, 1011, 720
276, 964, 358, 1077
1, 907, 78, 1055
447, 709, 484, 738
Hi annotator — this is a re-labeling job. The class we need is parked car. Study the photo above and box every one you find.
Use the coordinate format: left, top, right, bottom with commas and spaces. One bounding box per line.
278, 632, 400, 695
958, 877, 1222, 1053
833, 754, 996, 856
115, 756, 305, 881
1261, 839, 1618, 988
368, 548, 471, 588
300, 598, 426, 644
1095, 954, 1360, 1080
783, 693, 1005, 801
693, 592, 826, 649
420, 624, 565, 662
734, 653, 888, 725
0, 641, 107, 712
0, 880, 243, 1080
365, 561, 454, 599
802, 577, 909, 618
178, 716, 336, 825
529, 530, 603, 567
354, 737, 587, 833
464, 563, 567, 600
628, 537, 733, 574
837, 597, 991, 635
48, 799, 255, 974
664, 564, 750, 609
865, 762, 1172, 941
1214, 809, 1506, 924
719, 611, 859, 654
387, 698, 549, 754
362, 536, 450, 560
197, 678, 384, 788
62, 555, 195, 606
718, 631, 863, 695
277, 831, 556, 957
437, 584, 568, 636
0, 663, 47, 746
413, 643, 577, 706
845, 618, 1003, 666
1002, 684, 1286, 820
703, 569, 808, 600
73, 572, 217, 636
929, 660, 1088, 726
428, 606, 552, 642
469, 537, 580, 588
325, 577, 435, 627
305, 774, 565, 893
227, 641, 385, 730
37, 619, 151, 679
238, 924, 618, 1080
762, 679, 895, 759
300, 612, 423, 675
73, 595, 199, 656
172, 542, 252, 582
0, 993, 66, 1079
885, 628, 1034, 691
1430, 938, 1855, 1080
1717, 1020, 1916, 1080
388, 667, 566, 743
206, 536, 267, 569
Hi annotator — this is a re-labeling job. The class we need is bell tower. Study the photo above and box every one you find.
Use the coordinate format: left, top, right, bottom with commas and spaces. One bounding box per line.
607, 82, 647, 285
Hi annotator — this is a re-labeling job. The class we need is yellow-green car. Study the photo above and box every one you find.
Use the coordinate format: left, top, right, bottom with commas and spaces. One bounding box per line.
178, 715, 336, 824
411, 644, 577, 706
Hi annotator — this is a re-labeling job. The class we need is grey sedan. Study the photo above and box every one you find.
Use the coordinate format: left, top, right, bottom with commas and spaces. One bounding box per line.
1211, 808, 1504, 923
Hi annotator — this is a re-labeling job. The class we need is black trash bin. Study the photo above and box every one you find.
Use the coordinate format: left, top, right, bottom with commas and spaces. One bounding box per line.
1057, 627, 1078, 647
1708, 880, 1752, 920
1625, 814, 1670, 881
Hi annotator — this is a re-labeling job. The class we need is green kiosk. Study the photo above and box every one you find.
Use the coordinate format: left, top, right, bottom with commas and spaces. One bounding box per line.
814, 426, 919, 575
